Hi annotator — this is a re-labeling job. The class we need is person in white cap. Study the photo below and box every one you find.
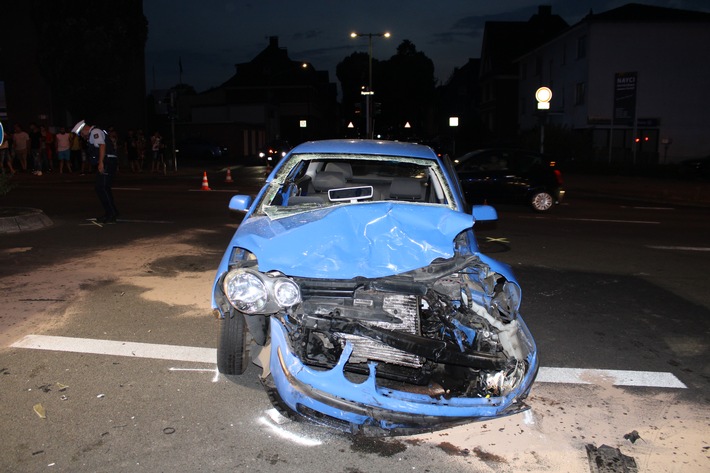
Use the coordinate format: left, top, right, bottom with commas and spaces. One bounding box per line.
72, 120, 119, 223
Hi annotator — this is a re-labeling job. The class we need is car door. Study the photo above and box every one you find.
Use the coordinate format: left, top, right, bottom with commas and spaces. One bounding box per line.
456, 150, 508, 204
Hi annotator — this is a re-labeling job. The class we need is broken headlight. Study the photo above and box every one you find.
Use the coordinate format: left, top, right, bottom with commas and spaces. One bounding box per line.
223, 268, 301, 314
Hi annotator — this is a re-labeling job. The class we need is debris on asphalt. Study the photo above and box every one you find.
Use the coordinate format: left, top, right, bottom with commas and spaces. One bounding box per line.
624, 430, 642, 444
33, 403, 46, 419
586, 443, 638, 473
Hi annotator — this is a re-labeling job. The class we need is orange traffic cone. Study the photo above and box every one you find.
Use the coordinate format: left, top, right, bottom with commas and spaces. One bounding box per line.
225, 168, 234, 183
201, 171, 211, 191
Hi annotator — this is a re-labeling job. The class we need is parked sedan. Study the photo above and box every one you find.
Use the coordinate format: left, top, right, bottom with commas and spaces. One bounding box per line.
678, 155, 710, 179
212, 139, 538, 435
455, 148, 564, 212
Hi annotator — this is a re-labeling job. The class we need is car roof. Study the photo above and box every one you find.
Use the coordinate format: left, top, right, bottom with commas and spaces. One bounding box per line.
290, 139, 439, 160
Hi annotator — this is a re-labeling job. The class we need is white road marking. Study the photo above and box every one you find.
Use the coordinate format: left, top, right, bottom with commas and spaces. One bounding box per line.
187, 189, 239, 193
647, 245, 710, 252
12, 334, 215, 363
11, 335, 688, 389
623, 206, 675, 210
562, 218, 661, 224
537, 366, 687, 388
519, 216, 661, 224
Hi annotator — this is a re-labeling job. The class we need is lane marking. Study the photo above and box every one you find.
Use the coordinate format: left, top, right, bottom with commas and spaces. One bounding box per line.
622, 206, 675, 210
647, 245, 710, 252
187, 189, 239, 193
562, 218, 660, 224
11, 335, 688, 389
519, 216, 661, 224
536, 366, 687, 388
12, 334, 215, 363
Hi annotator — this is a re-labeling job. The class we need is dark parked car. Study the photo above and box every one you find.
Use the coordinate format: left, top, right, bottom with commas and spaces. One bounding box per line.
175, 138, 227, 160
455, 148, 564, 212
212, 139, 538, 435
678, 155, 710, 179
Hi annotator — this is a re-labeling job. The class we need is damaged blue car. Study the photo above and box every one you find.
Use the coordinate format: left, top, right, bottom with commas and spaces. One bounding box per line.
212, 139, 538, 435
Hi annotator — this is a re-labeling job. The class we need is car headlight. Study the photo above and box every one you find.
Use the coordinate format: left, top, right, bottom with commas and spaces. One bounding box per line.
274, 279, 300, 307
259, 152, 266, 158
223, 270, 268, 313
223, 268, 301, 314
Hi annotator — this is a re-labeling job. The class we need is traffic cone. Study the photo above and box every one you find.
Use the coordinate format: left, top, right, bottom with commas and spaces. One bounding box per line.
225, 168, 234, 183
201, 171, 211, 191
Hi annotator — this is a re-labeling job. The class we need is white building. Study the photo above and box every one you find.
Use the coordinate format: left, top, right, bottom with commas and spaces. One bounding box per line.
517, 4, 710, 164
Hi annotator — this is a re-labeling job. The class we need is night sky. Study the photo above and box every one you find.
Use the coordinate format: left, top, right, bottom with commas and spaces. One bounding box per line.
143, 0, 710, 94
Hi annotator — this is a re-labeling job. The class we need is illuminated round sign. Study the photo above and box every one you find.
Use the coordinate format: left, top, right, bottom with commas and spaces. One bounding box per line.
535, 87, 552, 110
535, 87, 552, 103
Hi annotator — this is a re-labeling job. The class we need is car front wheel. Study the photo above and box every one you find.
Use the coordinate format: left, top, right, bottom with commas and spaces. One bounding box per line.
531, 191, 554, 212
217, 311, 248, 375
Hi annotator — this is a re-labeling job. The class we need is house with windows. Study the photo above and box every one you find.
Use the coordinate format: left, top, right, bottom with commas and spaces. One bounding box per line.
478, 6, 568, 145
517, 3, 710, 164
178, 36, 337, 160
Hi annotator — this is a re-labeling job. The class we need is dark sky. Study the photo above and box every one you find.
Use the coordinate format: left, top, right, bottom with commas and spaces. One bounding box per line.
144, 0, 710, 94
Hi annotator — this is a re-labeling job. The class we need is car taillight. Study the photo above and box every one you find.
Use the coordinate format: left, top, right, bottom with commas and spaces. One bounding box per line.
554, 169, 563, 185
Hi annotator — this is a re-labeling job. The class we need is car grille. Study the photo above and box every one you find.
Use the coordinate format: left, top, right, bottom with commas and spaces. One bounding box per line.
297, 279, 424, 369
341, 294, 424, 368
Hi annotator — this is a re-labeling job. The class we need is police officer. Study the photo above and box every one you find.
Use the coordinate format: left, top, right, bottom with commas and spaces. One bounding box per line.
72, 120, 119, 223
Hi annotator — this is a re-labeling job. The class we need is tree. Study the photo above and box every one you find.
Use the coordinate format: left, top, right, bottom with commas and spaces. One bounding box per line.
336, 52, 372, 133
29, 0, 147, 123
378, 40, 436, 139
336, 41, 436, 139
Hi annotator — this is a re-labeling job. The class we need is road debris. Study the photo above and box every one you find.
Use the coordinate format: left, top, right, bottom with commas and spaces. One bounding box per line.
586, 444, 638, 473
33, 403, 46, 419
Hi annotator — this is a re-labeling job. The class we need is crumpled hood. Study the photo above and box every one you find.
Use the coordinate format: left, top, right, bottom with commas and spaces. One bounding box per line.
231, 202, 474, 279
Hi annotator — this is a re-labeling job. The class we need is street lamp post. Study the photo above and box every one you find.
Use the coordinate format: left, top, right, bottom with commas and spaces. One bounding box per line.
350, 31, 390, 139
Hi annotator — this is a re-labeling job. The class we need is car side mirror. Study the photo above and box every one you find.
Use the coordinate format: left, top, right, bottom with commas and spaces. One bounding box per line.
471, 205, 498, 222
228, 195, 253, 223
228, 195, 253, 212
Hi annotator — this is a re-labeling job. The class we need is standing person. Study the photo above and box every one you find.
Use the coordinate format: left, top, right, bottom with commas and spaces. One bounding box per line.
28, 123, 42, 174
12, 125, 29, 172
136, 129, 146, 172
150, 131, 163, 173
41, 125, 55, 171
70, 129, 82, 172
126, 129, 139, 172
72, 120, 119, 223
55, 126, 72, 173
0, 131, 14, 175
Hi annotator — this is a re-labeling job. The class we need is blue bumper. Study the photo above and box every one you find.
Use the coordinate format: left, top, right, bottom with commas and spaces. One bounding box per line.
267, 317, 538, 432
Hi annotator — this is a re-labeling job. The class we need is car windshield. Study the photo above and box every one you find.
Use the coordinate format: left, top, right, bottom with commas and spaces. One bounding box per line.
255, 153, 457, 218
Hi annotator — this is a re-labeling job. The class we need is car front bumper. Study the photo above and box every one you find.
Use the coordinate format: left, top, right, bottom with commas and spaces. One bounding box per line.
266, 317, 538, 433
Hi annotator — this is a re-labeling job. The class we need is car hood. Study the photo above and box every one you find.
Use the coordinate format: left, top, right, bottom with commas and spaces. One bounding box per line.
231, 202, 474, 279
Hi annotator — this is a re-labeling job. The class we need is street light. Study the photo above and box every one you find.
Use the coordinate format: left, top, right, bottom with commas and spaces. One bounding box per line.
350, 31, 391, 139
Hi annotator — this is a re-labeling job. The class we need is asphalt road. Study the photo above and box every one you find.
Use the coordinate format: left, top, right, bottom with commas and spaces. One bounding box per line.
0, 165, 708, 472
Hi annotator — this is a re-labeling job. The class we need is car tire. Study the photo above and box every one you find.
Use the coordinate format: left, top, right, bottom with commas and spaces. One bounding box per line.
530, 191, 554, 212
217, 311, 248, 375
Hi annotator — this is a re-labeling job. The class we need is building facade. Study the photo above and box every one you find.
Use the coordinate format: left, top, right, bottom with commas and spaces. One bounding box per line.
178, 37, 338, 160
517, 4, 710, 164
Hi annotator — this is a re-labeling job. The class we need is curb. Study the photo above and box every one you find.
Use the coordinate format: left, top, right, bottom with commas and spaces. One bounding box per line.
0, 208, 53, 234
